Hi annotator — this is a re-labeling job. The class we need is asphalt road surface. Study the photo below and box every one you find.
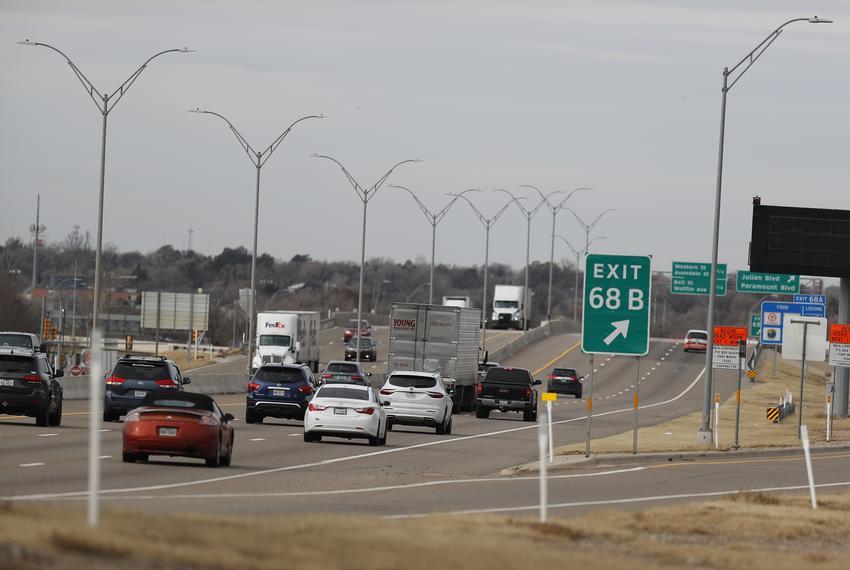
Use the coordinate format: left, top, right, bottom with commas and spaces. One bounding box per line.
4, 334, 839, 518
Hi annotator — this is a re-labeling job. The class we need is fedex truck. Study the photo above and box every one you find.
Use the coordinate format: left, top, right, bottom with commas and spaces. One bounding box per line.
387, 303, 481, 412
253, 311, 320, 374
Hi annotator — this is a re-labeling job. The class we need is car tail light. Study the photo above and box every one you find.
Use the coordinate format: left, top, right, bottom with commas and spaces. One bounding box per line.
199, 415, 219, 426
23, 374, 43, 383
308, 403, 327, 412
155, 379, 178, 388
379, 388, 394, 396
351, 375, 363, 382
525, 385, 533, 399
321, 373, 332, 379
124, 411, 140, 423
427, 391, 444, 399
106, 375, 125, 385
297, 384, 313, 394
547, 374, 555, 380
354, 407, 375, 415
475, 383, 483, 397
247, 381, 260, 392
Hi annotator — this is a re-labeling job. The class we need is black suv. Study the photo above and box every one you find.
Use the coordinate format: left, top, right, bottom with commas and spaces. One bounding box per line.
103, 355, 190, 421
344, 336, 377, 361
547, 367, 583, 398
0, 349, 63, 426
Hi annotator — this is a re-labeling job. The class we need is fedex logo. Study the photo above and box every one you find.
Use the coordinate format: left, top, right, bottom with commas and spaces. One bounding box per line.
393, 318, 416, 329
264, 322, 287, 329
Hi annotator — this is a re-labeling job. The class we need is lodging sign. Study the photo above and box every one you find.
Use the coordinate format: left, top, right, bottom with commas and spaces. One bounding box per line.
581, 254, 651, 356
671, 262, 727, 295
829, 324, 850, 368
736, 271, 800, 294
760, 301, 825, 346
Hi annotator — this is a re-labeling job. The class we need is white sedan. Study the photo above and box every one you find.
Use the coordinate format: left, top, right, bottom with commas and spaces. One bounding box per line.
379, 371, 453, 435
303, 383, 388, 446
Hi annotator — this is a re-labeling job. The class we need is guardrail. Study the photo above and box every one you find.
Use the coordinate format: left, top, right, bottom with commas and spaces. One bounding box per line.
767, 388, 795, 423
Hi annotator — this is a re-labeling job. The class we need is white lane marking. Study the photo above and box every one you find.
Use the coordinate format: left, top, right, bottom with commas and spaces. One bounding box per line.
606, 358, 612, 362
249, 438, 266, 442
651, 367, 656, 371
19, 462, 45, 467
618, 391, 624, 395
3, 365, 707, 502
600, 363, 606, 367
99, 429, 111, 433
46, 467, 648, 502
387, 481, 850, 519
99, 456, 112, 460
664, 432, 673, 435
328, 342, 334, 345
661, 357, 666, 361
288, 434, 300, 437
37, 433, 59, 437
646, 372, 651, 376
593, 369, 599, 373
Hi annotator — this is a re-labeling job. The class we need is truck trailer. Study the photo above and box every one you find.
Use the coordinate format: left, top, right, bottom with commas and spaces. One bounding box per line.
441, 296, 471, 309
253, 311, 320, 373
387, 303, 481, 412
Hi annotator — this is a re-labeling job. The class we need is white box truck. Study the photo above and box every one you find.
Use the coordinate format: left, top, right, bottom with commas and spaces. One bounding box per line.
253, 311, 320, 373
491, 285, 531, 330
387, 303, 481, 412
441, 296, 471, 309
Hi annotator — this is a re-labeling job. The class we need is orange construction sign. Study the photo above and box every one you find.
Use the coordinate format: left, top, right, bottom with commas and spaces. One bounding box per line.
829, 323, 850, 345
714, 326, 748, 346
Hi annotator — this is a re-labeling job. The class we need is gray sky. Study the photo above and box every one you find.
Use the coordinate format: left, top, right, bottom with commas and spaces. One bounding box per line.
2, 0, 848, 275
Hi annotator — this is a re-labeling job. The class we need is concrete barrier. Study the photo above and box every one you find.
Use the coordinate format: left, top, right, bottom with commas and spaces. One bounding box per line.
487, 319, 579, 364
60, 373, 251, 401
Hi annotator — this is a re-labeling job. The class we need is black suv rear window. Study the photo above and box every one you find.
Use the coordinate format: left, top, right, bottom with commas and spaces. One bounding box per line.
388, 375, 437, 389
552, 368, 578, 378
0, 355, 36, 373
113, 362, 172, 381
327, 363, 359, 374
255, 367, 306, 383
347, 338, 373, 347
484, 368, 532, 384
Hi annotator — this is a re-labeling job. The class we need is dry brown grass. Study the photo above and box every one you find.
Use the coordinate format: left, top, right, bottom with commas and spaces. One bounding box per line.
554, 355, 850, 455
3, 491, 850, 569
161, 350, 218, 371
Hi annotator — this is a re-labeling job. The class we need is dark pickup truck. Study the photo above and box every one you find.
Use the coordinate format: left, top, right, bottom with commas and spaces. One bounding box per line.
474, 366, 540, 422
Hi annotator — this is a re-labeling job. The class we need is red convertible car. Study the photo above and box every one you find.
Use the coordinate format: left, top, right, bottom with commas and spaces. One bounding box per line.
122, 390, 235, 467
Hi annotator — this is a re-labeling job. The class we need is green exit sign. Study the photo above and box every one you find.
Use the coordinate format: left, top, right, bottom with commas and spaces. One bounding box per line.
750, 314, 761, 337
582, 254, 651, 356
671, 262, 727, 296
736, 271, 800, 294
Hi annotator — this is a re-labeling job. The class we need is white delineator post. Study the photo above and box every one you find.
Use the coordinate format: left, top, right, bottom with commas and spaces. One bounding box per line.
714, 392, 721, 449
538, 406, 548, 522
547, 399, 554, 464
800, 425, 817, 509
87, 327, 103, 527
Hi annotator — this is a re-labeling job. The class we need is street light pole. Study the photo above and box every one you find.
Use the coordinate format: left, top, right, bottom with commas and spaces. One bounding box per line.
191, 110, 324, 375
523, 186, 592, 321
556, 235, 607, 321
314, 155, 420, 362
19, 40, 193, 344
388, 185, 479, 304
450, 193, 514, 349
566, 207, 618, 255
699, 16, 832, 444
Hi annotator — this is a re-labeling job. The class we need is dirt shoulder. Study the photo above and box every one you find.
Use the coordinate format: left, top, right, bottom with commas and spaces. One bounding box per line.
3, 491, 850, 570
551, 351, 850, 457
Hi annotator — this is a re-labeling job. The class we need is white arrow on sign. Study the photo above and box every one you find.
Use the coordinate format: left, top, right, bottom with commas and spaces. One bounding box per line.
603, 320, 630, 346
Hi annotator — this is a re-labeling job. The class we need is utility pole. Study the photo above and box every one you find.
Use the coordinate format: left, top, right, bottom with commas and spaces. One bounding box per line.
187, 226, 194, 252
30, 194, 45, 291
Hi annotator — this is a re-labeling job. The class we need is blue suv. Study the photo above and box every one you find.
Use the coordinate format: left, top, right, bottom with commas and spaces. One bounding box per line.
245, 364, 314, 423
103, 355, 189, 421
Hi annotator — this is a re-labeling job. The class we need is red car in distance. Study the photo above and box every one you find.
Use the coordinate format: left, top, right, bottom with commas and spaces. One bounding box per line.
122, 390, 235, 467
343, 319, 372, 342
683, 329, 709, 352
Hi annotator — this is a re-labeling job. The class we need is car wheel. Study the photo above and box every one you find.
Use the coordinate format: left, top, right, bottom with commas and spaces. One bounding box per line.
576, 390, 583, 399
122, 452, 136, 463
368, 434, 380, 446
475, 403, 490, 419
445, 415, 452, 435
35, 396, 51, 427
220, 435, 234, 466
523, 407, 536, 422
303, 431, 314, 442
378, 422, 388, 446
245, 408, 262, 424
386, 419, 393, 431
205, 452, 220, 468
48, 394, 63, 426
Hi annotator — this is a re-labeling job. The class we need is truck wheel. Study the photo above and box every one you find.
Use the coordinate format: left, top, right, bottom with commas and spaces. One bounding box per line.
475, 403, 490, 419
576, 389, 583, 399
523, 407, 535, 422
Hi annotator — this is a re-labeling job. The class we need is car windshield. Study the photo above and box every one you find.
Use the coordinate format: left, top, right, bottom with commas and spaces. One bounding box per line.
259, 334, 291, 347
687, 332, 708, 341
326, 363, 359, 374
347, 338, 373, 348
388, 375, 437, 389
494, 301, 518, 309
112, 362, 172, 381
552, 368, 578, 379
317, 386, 369, 400
0, 334, 33, 349
254, 367, 304, 383
485, 368, 532, 384
0, 355, 36, 373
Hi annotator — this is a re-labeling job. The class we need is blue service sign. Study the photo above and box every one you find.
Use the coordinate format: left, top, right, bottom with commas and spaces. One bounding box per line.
793, 294, 826, 305
760, 301, 826, 345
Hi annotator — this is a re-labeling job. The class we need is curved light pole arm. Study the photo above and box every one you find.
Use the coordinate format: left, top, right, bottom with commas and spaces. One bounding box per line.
388, 184, 437, 224
588, 208, 618, 231
520, 185, 566, 216
491, 198, 517, 226
105, 48, 192, 113
368, 159, 421, 201
312, 154, 366, 200
437, 188, 480, 225
260, 114, 325, 167
586, 236, 608, 251
492, 188, 530, 218
449, 192, 488, 227
553, 187, 593, 213
564, 207, 589, 230
18, 41, 105, 110
555, 235, 581, 258
190, 109, 259, 165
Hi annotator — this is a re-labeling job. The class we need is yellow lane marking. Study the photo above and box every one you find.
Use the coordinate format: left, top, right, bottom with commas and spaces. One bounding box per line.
532, 341, 582, 376
647, 452, 850, 470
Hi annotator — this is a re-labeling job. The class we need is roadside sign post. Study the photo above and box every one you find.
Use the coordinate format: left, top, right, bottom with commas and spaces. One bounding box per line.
734, 339, 746, 450
788, 318, 825, 439
541, 392, 557, 464
87, 328, 103, 528
537, 402, 548, 522
827, 391, 833, 442
632, 356, 639, 455
714, 392, 720, 449
582, 254, 651, 457
800, 425, 818, 510
827, 323, 850, 427
711, 327, 748, 449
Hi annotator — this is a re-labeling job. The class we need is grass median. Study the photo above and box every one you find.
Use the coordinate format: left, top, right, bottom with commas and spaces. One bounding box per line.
554, 351, 850, 456
3, 490, 850, 569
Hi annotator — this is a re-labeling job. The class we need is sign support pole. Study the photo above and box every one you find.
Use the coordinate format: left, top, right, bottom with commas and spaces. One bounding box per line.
87, 328, 103, 527
714, 392, 720, 449
547, 399, 554, 464
632, 356, 639, 455
537, 405, 548, 523
827, 375, 833, 442
585, 354, 594, 458
796, 321, 810, 439
734, 339, 744, 450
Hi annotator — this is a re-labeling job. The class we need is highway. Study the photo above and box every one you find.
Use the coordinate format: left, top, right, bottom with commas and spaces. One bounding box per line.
4, 331, 829, 519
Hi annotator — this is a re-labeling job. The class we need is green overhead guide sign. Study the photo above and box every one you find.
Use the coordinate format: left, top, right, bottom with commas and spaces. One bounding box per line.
736, 271, 800, 294
750, 314, 761, 338
582, 254, 652, 356
671, 261, 726, 295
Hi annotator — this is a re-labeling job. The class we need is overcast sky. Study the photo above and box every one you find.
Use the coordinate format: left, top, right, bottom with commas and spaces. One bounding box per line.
2, 0, 848, 276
